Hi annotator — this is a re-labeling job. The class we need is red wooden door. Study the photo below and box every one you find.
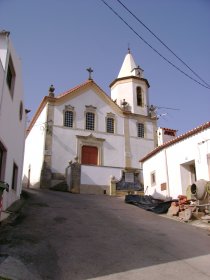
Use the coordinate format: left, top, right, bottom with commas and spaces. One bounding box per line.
81, 146, 98, 165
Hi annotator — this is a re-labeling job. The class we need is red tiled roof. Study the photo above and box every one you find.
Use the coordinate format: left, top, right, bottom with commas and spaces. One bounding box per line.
140, 121, 210, 162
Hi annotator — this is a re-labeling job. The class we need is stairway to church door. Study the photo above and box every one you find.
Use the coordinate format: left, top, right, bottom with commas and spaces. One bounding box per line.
81, 145, 98, 165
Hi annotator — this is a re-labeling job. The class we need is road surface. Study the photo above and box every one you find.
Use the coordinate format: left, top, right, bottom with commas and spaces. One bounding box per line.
0, 189, 210, 280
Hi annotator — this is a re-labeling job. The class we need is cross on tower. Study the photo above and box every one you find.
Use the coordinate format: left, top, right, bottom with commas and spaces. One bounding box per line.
86, 67, 93, 80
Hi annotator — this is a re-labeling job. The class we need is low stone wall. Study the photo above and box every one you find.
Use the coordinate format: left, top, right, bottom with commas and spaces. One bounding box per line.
66, 163, 122, 195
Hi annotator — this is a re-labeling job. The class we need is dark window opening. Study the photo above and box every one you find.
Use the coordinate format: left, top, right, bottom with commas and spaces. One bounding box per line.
136, 87, 143, 107
151, 172, 156, 185
12, 162, 18, 190
86, 112, 95, 130
0, 142, 7, 181
106, 117, 114, 133
64, 111, 73, 127
137, 123, 144, 138
6, 56, 16, 97
19, 101, 23, 121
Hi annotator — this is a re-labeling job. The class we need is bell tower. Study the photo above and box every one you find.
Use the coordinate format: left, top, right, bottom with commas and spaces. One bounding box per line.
110, 49, 150, 116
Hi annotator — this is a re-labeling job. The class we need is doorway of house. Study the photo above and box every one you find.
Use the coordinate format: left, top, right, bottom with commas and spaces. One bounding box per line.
180, 160, 197, 195
81, 145, 98, 165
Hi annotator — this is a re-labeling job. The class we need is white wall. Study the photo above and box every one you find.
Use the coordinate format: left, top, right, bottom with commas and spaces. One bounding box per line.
142, 126, 210, 199
111, 79, 149, 115
0, 35, 26, 209
51, 126, 126, 174
54, 88, 125, 134
22, 106, 47, 188
51, 87, 156, 174
81, 165, 122, 186
51, 88, 127, 173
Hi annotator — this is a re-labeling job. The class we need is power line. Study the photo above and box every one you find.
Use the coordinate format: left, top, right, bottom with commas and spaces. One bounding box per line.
116, 0, 210, 88
100, 0, 210, 90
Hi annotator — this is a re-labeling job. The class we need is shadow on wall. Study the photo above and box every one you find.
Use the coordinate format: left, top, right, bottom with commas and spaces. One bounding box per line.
53, 132, 75, 154
81, 172, 97, 185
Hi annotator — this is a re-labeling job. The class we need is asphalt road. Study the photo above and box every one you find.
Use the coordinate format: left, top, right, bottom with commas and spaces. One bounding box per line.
0, 189, 210, 280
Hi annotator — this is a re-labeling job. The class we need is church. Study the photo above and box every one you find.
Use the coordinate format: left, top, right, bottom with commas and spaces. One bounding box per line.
22, 50, 158, 194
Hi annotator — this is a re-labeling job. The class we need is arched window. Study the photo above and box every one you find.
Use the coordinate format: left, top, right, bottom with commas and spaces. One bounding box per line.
136, 87, 143, 107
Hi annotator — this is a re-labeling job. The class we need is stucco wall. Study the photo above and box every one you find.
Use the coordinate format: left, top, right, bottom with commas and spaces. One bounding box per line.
81, 165, 122, 185
54, 88, 124, 134
51, 127, 126, 174
0, 36, 26, 209
23, 106, 47, 188
111, 79, 149, 116
142, 126, 210, 199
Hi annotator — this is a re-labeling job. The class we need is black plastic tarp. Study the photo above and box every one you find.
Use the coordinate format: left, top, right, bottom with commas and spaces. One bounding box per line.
125, 194, 174, 214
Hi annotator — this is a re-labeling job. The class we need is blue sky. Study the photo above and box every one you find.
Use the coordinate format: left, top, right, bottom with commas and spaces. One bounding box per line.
1, 0, 210, 134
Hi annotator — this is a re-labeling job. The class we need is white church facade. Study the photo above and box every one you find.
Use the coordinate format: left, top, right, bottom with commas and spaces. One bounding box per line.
23, 51, 158, 194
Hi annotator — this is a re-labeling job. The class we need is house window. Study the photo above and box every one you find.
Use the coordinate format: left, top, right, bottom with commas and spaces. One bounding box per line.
86, 112, 95, 130
137, 123, 144, 138
12, 162, 18, 190
106, 117, 114, 133
64, 111, 73, 127
6, 56, 16, 97
0, 141, 7, 181
151, 171, 156, 186
136, 87, 143, 107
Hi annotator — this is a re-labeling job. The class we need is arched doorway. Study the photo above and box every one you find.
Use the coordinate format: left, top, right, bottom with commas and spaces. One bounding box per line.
81, 146, 98, 165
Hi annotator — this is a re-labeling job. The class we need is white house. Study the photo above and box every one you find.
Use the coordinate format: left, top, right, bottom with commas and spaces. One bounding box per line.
23, 50, 158, 194
140, 122, 210, 199
0, 30, 26, 210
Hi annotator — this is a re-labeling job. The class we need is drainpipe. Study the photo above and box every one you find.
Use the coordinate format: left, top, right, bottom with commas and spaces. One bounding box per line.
164, 148, 170, 197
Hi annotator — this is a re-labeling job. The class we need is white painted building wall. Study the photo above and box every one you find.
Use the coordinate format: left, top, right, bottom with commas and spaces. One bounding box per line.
54, 88, 125, 134
81, 165, 122, 186
22, 106, 47, 188
142, 124, 210, 199
111, 80, 149, 116
0, 32, 26, 209
23, 51, 157, 191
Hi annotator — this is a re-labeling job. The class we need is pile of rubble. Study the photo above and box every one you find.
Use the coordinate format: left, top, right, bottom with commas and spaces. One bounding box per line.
167, 194, 210, 223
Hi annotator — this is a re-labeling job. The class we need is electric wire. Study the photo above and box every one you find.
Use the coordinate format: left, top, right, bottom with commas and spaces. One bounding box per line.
116, 0, 210, 88
100, 0, 210, 90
